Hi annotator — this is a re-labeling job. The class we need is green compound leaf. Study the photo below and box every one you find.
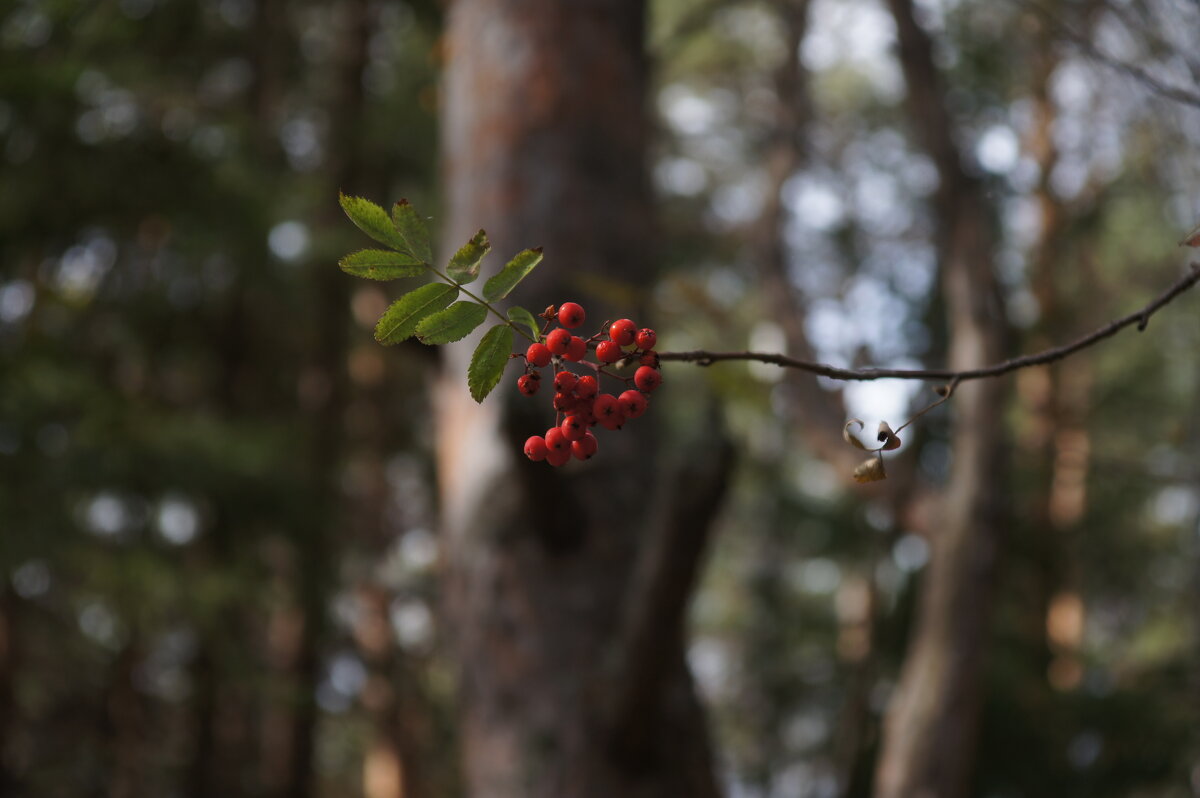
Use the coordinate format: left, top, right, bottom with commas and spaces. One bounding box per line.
340, 194, 409, 251
446, 229, 490, 285
468, 323, 515, 403
483, 247, 543, 302
339, 249, 426, 281
391, 200, 433, 263
374, 283, 458, 345
415, 301, 488, 345
506, 306, 541, 341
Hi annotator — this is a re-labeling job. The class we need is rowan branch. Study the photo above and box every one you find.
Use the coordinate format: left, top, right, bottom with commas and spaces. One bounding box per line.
659, 262, 1200, 383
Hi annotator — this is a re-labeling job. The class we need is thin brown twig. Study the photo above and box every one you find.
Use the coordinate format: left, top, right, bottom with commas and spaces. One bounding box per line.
659, 262, 1200, 383
894, 378, 959, 436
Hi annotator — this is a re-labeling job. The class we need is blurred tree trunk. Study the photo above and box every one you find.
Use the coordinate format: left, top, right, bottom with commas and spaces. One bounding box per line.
437, 2, 725, 797
874, 0, 1010, 796
260, 0, 374, 795
1014, 17, 1091, 699
0, 588, 17, 795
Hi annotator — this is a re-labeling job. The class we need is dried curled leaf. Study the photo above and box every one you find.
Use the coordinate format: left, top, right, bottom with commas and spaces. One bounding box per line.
877, 421, 901, 451
845, 419, 900, 452
844, 419, 869, 450
1180, 219, 1200, 248
853, 456, 887, 483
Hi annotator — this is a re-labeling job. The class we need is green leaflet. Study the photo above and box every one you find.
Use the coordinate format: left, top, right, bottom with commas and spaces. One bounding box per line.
483, 248, 543, 302
339, 194, 409, 251
415, 301, 488, 345
374, 283, 458, 345
468, 324, 514, 403
447, 229, 490, 285
506, 306, 541, 341
339, 249, 426, 281
391, 200, 433, 263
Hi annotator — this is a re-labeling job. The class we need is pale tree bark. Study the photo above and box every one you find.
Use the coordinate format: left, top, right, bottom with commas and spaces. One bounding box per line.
874, 1, 1010, 797
437, 2, 725, 797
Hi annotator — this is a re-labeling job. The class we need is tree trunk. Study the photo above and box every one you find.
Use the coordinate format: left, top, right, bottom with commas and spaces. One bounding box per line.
874, 1, 1010, 796
437, 2, 723, 796
0, 588, 18, 795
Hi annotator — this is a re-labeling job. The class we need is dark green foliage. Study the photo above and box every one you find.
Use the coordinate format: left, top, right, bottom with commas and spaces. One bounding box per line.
506, 306, 542, 341
338, 200, 539, 401
469, 325, 515, 402
339, 249, 427, 280
447, 229, 490, 284
483, 248, 543, 302
340, 194, 411, 251
375, 283, 459, 344
415, 301, 488, 345
390, 199, 434, 263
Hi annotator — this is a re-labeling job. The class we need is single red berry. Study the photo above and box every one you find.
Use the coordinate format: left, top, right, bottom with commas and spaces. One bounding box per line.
618, 389, 648, 419
561, 415, 587, 441
557, 302, 586, 329
634, 365, 662, 393
639, 350, 659, 367
552, 392, 575, 412
524, 436, 548, 461
635, 328, 656, 349
596, 340, 622, 363
565, 335, 587, 362
546, 328, 572, 356
526, 343, 552, 368
517, 373, 540, 396
553, 371, 578, 393
593, 393, 620, 421
571, 432, 598, 460
546, 447, 571, 467
599, 411, 626, 431
575, 375, 598, 399
545, 427, 569, 454
609, 319, 637, 347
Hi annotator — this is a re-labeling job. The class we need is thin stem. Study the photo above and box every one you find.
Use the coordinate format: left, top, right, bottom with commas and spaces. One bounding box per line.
659, 262, 1200, 383
423, 262, 536, 343
894, 378, 959, 437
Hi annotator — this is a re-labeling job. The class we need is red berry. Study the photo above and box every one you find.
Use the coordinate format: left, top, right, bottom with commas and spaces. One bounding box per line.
618, 389, 647, 419
571, 432, 598, 460
593, 393, 620, 421
526, 343, 552, 368
546, 328, 572, 355
565, 335, 587, 362
639, 350, 659, 367
546, 447, 571, 467
599, 411, 626, 431
596, 340, 622, 363
553, 371, 578, 393
524, 436, 548, 461
557, 302, 586, 329
545, 427, 569, 454
635, 328, 656, 349
634, 365, 662, 393
517, 374, 540, 396
561, 415, 587, 441
552, 392, 575, 412
575, 375, 598, 399
609, 319, 637, 346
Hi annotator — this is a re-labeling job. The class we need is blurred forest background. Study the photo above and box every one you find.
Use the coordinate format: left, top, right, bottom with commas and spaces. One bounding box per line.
2, 0, 1200, 796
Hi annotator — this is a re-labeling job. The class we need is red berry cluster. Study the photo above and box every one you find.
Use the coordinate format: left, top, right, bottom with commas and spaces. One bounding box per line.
519, 302, 662, 466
